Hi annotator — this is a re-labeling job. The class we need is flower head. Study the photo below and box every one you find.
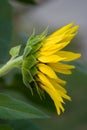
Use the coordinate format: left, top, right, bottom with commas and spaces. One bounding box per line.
22, 22, 81, 115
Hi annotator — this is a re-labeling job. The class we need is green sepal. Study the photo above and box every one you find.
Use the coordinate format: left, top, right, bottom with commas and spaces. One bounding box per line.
9, 45, 21, 58
23, 46, 32, 58
22, 68, 33, 93
26, 29, 35, 44
27, 27, 48, 46
22, 68, 34, 83
22, 67, 38, 94
22, 54, 37, 90
23, 55, 37, 69
30, 66, 37, 76
31, 43, 42, 53
21, 28, 48, 94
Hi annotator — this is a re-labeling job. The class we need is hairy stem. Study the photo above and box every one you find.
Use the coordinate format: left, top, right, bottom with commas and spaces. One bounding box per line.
0, 56, 23, 77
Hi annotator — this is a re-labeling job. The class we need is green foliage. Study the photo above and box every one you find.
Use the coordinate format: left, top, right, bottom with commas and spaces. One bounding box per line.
0, 120, 40, 130
9, 120, 40, 130
9, 45, 21, 59
0, 0, 12, 63
0, 93, 48, 119
0, 125, 12, 130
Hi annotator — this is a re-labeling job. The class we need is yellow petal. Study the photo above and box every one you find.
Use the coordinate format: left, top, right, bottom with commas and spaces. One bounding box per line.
38, 55, 65, 63
56, 69, 72, 74
42, 34, 65, 46
56, 76, 66, 86
48, 78, 67, 94
61, 33, 76, 43
37, 72, 54, 90
59, 91, 71, 101
40, 34, 77, 53
65, 26, 79, 34
40, 83, 65, 115
38, 63, 58, 79
38, 64, 66, 86
40, 41, 69, 55
49, 62, 75, 74
50, 62, 75, 69
41, 23, 78, 48
41, 33, 76, 50
38, 72, 64, 102
48, 22, 75, 38
56, 51, 81, 61
40, 83, 64, 103
55, 101, 65, 115
37, 72, 71, 115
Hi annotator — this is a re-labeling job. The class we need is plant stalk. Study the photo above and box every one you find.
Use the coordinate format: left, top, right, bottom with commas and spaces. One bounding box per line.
0, 56, 23, 77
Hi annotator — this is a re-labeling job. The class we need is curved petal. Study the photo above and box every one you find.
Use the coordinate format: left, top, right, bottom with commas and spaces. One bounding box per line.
38, 63, 58, 79
37, 72, 64, 102
49, 62, 75, 74
48, 22, 75, 37
40, 83, 65, 115
38, 55, 65, 63
56, 51, 81, 61
48, 78, 67, 94
40, 33, 77, 52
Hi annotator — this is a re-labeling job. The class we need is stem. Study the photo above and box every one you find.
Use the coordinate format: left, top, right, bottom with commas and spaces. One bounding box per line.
0, 56, 23, 77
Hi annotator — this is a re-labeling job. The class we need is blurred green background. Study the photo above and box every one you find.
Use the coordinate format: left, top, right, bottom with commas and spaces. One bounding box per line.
0, 0, 87, 130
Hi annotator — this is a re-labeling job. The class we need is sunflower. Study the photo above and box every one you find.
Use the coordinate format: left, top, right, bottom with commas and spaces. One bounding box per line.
34, 22, 81, 115
0, 22, 80, 115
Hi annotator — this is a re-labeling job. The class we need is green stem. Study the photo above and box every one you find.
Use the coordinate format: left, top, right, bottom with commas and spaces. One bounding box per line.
0, 56, 23, 77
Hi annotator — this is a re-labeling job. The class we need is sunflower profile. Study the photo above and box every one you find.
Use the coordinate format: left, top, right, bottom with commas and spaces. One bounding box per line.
22, 22, 81, 115
0, 22, 81, 115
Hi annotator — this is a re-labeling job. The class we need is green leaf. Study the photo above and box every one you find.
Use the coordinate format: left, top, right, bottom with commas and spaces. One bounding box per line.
0, 93, 48, 119
0, 125, 12, 130
9, 120, 40, 130
9, 45, 21, 58
0, 0, 12, 63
